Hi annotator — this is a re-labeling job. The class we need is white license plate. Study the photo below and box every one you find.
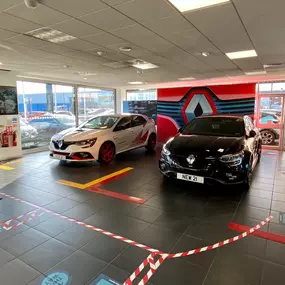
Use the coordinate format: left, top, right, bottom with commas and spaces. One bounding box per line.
177, 173, 204, 184
53, 154, 66, 160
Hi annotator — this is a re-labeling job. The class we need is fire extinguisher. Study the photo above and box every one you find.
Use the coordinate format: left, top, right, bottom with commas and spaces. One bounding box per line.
1, 129, 9, 147
13, 131, 17, 146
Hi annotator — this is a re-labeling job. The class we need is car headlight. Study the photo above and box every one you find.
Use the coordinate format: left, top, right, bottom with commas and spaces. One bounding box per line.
219, 151, 244, 166
75, 138, 97, 147
162, 144, 171, 156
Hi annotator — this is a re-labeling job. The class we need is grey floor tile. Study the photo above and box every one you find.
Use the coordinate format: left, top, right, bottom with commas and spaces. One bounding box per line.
46, 251, 107, 285
0, 228, 50, 257
0, 259, 40, 285
0, 248, 15, 267
19, 238, 75, 273
55, 224, 100, 249
34, 216, 74, 237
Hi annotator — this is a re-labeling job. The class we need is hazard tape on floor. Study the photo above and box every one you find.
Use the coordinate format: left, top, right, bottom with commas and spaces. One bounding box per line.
123, 216, 273, 285
1, 209, 44, 231
0, 191, 163, 254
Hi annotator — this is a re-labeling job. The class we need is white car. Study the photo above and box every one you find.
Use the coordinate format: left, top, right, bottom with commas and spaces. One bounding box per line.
49, 114, 157, 163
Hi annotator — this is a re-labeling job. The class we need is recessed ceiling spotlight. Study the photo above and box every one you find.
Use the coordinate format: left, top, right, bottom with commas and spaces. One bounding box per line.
119, 47, 132, 52
178, 77, 195, 80
63, 64, 71, 69
84, 77, 87, 80
137, 70, 144, 74
128, 81, 144, 85
96, 51, 107, 56
226, 49, 257, 60
168, 0, 229, 12
0, 62, 2, 65
24, 0, 39, 9
201, 52, 210, 57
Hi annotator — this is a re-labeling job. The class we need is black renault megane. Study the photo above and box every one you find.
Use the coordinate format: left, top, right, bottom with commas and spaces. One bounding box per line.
159, 115, 262, 189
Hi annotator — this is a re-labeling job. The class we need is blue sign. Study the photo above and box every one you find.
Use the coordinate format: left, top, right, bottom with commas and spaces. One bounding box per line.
90, 274, 122, 285
41, 272, 71, 285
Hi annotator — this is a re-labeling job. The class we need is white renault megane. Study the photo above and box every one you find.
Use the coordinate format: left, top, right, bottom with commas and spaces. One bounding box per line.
49, 114, 157, 163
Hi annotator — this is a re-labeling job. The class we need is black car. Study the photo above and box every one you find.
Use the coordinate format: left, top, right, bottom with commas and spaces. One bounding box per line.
159, 115, 262, 189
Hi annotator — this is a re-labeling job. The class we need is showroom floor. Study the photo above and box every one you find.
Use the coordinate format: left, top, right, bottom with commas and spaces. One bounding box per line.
0, 148, 285, 285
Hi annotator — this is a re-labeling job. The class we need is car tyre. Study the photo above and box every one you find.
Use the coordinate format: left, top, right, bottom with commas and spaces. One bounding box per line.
98, 141, 115, 164
146, 133, 156, 151
260, 129, 275, 145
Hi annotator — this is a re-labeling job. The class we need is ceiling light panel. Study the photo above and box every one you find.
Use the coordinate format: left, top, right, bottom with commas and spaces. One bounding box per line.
245, 70, 267, 76
168, 0, 230, 12
128, 81, 144, 84
226, 50, 257, 60
178, 77, 195, 80
26, 28, 76, 43
132, 62, 159, 70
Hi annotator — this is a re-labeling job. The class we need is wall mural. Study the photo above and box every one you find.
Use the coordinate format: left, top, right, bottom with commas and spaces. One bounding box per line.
157, 83, 256, 143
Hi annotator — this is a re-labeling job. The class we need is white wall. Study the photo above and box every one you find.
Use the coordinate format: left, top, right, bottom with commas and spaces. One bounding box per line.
0, 71, 22, 161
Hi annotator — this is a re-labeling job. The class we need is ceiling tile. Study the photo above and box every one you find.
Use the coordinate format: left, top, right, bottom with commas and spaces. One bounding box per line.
87, 47, 134, 61
0, 12, 42, 33
233, 57, 263, 71
0, 0, 22, 11
143, 15, 194, 36
80, 8, 135, 31
82, 32, 125, 47
4, 3, 71, 26
51, 19, 102, 38
0, 28, 18, 40
200, 54, 238, 71
185, 2, 253, 53
41, 0, 108, 17
59, 39, 98, 51
101, 0, 132, 6
38, 42, 78, 55
234, 0, 285, 59
4, 35, 46, 48
115, 0, 178, 23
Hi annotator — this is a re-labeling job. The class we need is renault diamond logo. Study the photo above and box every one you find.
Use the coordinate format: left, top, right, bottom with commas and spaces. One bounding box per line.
58, 140, 63, 148
187, 154, 195, 165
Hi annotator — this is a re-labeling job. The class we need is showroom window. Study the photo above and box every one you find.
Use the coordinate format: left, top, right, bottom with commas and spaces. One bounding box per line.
17, 81, 76, 151
126, 89, 157, 101
78, 87, 115, 122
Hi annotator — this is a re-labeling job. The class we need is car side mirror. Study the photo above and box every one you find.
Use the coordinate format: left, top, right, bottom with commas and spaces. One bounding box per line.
249, 130, 256, 138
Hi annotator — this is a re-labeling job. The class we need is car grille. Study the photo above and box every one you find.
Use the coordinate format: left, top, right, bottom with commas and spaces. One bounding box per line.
171, 154, 216, 171
52, 140, 73, 150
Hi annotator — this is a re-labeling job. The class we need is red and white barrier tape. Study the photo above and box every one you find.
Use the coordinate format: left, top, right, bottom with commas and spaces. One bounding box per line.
124, 216, 273, 285
0, 191, 163, 254
1, 209, 39, 228
3, 211, 44, 231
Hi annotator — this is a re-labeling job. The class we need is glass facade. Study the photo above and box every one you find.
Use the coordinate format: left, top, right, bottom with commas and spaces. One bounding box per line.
17, 81, 115, 151
126, 89, 157, 101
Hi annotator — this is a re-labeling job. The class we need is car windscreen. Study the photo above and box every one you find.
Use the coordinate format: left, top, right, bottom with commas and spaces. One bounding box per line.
182, 117, 245, 137
80, 116, 119, 129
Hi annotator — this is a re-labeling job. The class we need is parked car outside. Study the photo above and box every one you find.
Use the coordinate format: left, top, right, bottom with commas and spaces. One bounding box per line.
20, 119, 40, 149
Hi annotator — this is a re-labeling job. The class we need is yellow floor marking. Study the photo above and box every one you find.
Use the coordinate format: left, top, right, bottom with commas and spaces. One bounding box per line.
57, 167, 133, 189
4, 158, 23, 165
0, 165, 15, 171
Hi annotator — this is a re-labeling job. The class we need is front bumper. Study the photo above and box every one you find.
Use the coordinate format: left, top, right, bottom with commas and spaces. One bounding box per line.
159, 156, 247, 185
49, 142, 98, 161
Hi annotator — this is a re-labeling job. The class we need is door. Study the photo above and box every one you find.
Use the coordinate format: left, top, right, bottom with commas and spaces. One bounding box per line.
113, 116, 133, 152
130, 115, 148, 147
255, 94, 284, 149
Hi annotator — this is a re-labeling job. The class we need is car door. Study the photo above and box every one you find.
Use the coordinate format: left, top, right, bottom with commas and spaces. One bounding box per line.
130, 115, 148, 147
113, 116, 133, 152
